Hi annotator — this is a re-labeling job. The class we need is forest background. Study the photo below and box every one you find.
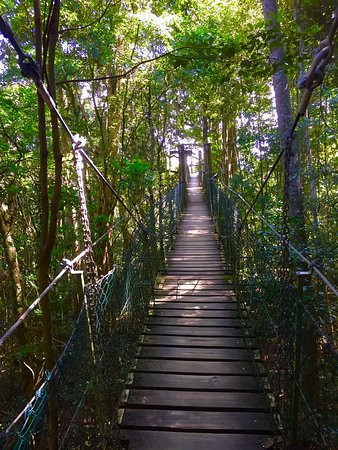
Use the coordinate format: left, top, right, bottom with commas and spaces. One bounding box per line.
0, 0, 337, 435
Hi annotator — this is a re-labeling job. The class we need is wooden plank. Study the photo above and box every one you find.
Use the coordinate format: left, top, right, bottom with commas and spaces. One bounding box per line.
153, 302, 238, 310
174, 236, 218, 239
166, 260, 225, 264
146, 317, 242, 327
154, 295, 235, 301
157, 285, 233, 291
169, 253, 223, 257
156, 290, 235, 296
174, 240, 218, 243
176, 227, 214, 229
134, 359, 255, 375
160, 288, 233, 299
167, 262, 224, 266
130, 373, 261, 391
174, 243, 216, 247
124, 389, 269, 410
153, 296, 236, 303
157, 289, 234, 294
159, 281, 231, 286
138, 346, 251, 361
168, 268, 224, 273
173, 241, 219, 245
164, 272, 229, 276
163, 275, 231, 281
120, 430, 273, 450
120, 409, 274, 432
171, 247, 220, 251
161, 276, 233, 280
170, 248, 220, 251
159, 279, 233, 283
176, 226, 215, 229
165, 263, 223, 266
170, 247, 220, 251
169, 255, 223, 259
174, 239, 218, 243
169, 253, 221, 256
141, 335, 246, 348
167, 256, 222, 260
164, 268, 225, 271
145, 325, 246, 337
160, 284, 233, 289
174, 237, 217, 240
148, 309, 238, 318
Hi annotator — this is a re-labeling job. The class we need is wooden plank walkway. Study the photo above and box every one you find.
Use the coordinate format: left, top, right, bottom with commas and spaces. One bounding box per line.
120, 177, 274, 450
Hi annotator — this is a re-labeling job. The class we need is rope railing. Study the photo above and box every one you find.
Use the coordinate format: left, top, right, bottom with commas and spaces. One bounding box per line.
205, 179, 338, 448
0, 217, 128, 348
222, 182, 338, 299
0, 182, 186, 449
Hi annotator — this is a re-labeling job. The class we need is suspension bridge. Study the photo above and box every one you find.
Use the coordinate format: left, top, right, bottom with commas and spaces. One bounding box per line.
0, 10, 337, 450
119, 177, 274, 449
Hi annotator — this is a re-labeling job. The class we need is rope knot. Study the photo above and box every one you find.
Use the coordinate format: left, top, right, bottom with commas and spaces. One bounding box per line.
18, 54, 40, 84
73, 134, 87, 150
297, 40, 333, 93
61, 258, 74, 271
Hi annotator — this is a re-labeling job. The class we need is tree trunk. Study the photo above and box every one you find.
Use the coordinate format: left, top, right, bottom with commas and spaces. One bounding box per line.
202, 115, 212, 178
221, 118, 237, 184
222, 118, 229, 185
262, 0, 306, 245
0, 203, 26, 339
228, 123, 237, 178
34, 0, 61, 447
0, 202, 33, 396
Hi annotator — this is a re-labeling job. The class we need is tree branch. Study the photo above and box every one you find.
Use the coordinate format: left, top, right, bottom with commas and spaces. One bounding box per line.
56, 46, 212, 85
60, 0, 115, 34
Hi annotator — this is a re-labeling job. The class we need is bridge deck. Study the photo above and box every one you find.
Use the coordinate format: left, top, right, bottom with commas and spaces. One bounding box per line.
120, 178, 274, 450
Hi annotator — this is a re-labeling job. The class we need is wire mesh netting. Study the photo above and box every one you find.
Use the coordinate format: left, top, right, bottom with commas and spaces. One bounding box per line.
0, 182, 186, 449
205, 179, 338, 449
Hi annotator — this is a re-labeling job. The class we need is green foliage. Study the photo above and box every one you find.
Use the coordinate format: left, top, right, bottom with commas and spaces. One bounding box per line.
114, 156, 152, 191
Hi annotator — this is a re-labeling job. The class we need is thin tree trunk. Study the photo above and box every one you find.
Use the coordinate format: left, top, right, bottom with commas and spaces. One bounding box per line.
0, 202, 33, 396
222, 118, 229, 185
0, 203, 26, 340
229, 123, 237, 178
293, 0, 319, 230
262, 0, 306, 246
34, 0, 61, 447
202, 115, 212, 177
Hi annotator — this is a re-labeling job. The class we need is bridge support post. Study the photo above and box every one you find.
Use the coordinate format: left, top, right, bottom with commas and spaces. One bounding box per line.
178, 144, 187, 184
198, 149, 202, 184
204, 143, 213, 179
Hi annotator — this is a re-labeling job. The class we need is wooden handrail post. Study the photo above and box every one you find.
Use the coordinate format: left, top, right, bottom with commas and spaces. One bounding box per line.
204, 142, 212, 179
178, 144, 186, 184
